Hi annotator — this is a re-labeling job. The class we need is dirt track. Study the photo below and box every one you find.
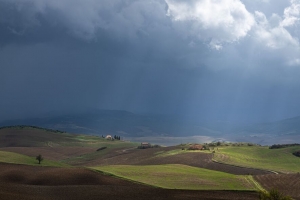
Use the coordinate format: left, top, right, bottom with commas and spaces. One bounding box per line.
0, 163, 259, 200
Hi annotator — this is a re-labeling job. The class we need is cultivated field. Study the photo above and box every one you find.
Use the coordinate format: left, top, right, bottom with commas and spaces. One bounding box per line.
213, 146, 300, 173
0, 163, 259, 200
92, 164, 258, 190
70, 145, 271, 175
254, 173, 300, 199
0, 126, 299, 199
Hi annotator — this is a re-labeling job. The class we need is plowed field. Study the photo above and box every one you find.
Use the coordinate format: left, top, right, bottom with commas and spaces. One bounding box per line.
254, 173, 300, 200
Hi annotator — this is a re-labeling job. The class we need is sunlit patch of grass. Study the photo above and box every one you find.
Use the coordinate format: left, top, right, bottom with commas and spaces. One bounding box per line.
213, 146, 300, 173
0, 151, 68, 167
91, 164, 257, 190
155, 148, 211, 158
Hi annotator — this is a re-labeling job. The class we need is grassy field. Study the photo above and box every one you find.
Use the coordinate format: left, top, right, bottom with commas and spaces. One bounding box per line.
62, 134, 139, 148
213, 146, 300, 173
0, 151, 68, 167
92, 164, 258, 190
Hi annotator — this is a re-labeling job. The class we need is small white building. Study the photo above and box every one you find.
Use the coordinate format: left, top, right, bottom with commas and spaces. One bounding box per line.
105, 135, 113, 140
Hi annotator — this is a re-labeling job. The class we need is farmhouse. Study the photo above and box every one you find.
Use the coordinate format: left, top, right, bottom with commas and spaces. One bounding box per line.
105, 135, 113, 140
188, 144, 204, 150
141, 142, 151, 148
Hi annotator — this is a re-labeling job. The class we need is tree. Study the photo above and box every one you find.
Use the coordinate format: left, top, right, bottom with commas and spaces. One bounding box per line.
36, 154, 44, 164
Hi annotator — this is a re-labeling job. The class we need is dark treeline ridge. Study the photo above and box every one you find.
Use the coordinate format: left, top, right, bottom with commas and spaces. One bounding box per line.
269, 143, 300, 149
293, 151, 300, 157
0, 125, 66, 134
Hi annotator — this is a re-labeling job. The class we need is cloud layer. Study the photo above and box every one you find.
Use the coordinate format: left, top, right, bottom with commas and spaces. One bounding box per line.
1, 0, 300, 123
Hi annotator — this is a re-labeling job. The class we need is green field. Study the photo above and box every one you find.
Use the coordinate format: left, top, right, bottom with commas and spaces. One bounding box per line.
61, 134, 139, 148
213, 146, 300, 173
0, 151, 68, 167
92, 164, 258, 190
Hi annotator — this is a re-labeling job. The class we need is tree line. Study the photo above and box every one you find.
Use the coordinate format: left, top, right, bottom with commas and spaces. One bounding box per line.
269, 143, 300, 149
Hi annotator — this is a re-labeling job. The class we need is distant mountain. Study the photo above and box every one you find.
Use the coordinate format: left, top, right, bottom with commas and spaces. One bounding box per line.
1, 110, 299, 144
0, 110, 222, 137
235, 116, 300, 136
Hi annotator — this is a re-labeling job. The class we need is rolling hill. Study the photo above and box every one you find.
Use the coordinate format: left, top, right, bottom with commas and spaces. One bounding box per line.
1, 110, 300, 146
0, 110, 223, 138
0, 126, 299, 199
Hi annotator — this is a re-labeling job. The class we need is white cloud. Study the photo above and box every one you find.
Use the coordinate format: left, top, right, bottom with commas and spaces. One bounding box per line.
254, 11, 299, 49
281, 0, 300, 27
165, 0, 255, 49
251, 1, 300, 66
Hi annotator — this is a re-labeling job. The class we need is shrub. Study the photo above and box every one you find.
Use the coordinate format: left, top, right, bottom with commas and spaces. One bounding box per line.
292, 151, 300, 157
259, 189, 293, 200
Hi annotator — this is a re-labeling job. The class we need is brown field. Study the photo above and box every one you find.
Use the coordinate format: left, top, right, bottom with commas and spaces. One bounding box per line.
0, 127, 76, 147
2, 145, 272, 175
0, 163, 259, 200
254, 173, 300, 200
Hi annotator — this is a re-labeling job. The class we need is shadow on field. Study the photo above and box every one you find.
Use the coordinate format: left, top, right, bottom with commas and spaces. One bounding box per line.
0, 163, 259, 200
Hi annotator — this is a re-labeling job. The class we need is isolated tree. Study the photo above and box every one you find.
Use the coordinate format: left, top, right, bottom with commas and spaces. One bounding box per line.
36, 154, 44, 164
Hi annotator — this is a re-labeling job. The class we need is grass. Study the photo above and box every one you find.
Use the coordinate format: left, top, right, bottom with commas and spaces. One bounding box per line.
213, 146, 300, 173
53, 134, 138, 148
154, 148, 211, 158
0, 151, 68, 167
154, 149, 186, 157
91, 164, 258, 190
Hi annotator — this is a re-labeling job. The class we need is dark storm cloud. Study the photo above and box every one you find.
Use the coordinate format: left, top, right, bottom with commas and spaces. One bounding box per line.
0, 0, 300, 123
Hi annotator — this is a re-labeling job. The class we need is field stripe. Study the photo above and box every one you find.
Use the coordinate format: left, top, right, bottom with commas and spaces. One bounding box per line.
212, 158, 279, 174
91, 164, 258, 191
246, 176, 266, 192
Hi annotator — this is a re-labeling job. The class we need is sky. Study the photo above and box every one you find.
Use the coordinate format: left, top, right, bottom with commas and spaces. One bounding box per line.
1, 0, 300, 123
